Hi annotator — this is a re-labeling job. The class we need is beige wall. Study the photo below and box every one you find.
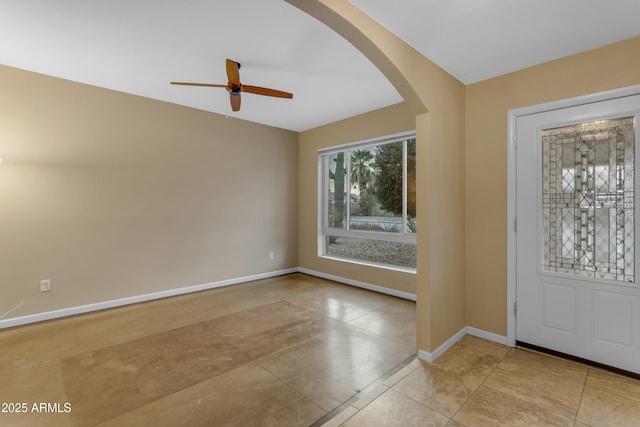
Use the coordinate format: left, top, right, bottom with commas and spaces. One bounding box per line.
298, 103, 416, 294
466, 36, 640, 335
0, 65, 298, 320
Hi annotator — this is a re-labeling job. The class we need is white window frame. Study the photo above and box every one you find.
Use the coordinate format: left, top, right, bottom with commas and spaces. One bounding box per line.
318, 131, 417, 270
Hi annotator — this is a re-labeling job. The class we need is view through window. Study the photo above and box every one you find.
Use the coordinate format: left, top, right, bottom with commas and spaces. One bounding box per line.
319, 133, 416, 270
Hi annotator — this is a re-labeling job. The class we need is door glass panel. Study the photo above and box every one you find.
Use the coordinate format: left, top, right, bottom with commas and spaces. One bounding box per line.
542, 117, 636, 283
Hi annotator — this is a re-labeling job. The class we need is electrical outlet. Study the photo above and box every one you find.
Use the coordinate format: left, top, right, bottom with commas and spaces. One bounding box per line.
269, 251, 275, 260
40, 279, 51, 292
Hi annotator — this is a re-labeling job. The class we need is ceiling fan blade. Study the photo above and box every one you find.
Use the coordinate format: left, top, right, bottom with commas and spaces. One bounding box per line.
173, 59, 290, 111
170, 82, 228, 88
226, 59, 241, 86
230, 92, 241, 112
241, 84, 293, 99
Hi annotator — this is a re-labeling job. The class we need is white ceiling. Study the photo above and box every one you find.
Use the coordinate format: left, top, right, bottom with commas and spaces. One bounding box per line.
1, 1, 639, 132
351, 0, 640, 85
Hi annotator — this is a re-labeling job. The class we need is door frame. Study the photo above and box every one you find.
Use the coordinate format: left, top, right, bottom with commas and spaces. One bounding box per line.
506, 84, 640, 346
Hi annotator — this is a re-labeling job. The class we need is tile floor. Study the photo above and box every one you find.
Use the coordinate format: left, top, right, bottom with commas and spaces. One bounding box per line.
0, 272, 638, 426
326, 335, 640, 427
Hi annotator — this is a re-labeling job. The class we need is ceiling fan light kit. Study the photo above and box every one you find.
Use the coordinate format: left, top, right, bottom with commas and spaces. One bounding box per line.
171, 59, 293, 112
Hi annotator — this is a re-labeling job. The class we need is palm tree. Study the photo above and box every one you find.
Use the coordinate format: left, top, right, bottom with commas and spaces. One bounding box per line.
350, 149, 375, 215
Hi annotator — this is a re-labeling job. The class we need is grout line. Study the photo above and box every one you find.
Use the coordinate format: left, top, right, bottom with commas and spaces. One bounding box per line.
344, 320, 411, 341
309, 402, 356, 427
443, 337, 511, 423
351, 383, 389, 411
574, 368, 591, 424
319, 405, 359, 427
382, 365, 415, 387
281, 375, 329, 421
392, 375, 453, 421
309, 354, 417, 426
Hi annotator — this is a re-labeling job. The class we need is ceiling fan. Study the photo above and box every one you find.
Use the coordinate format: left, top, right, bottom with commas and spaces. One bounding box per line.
170, 59, 293, 112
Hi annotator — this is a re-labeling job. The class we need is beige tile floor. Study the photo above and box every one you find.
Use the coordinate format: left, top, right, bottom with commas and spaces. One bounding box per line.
0, 272, 638, 426
323, 336, 640, 427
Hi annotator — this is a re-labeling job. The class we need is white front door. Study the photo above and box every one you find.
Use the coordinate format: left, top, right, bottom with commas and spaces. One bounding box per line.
516, 94, 640, 374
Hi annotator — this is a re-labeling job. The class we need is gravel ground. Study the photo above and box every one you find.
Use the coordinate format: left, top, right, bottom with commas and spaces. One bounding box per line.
326, 237, 416, 269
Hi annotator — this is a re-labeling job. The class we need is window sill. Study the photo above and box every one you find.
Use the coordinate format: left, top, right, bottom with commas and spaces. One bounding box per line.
320, 255, 417, 274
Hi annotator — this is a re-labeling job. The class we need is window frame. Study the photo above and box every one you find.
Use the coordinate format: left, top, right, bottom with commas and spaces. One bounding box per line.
318, 131, 417, 270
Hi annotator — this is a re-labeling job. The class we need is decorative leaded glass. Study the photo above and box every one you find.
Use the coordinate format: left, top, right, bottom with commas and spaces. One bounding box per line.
542, 117, 636, 283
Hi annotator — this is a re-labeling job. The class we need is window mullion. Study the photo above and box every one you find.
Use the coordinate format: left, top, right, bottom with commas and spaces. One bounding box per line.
320, 155, 328, 256
346, 151, 351, 231
322, 155, 328, 229
402, 139, 408, 234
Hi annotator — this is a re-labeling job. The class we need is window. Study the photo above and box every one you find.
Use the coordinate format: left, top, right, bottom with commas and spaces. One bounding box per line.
319, 132, 416, 270
542, 117, 635, 282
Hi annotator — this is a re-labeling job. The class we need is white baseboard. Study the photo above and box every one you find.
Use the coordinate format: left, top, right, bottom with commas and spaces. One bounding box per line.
297, 267, 417, 301
0, 267, 510, 362
466, 326, 509, 345
0, 268, 297, 330
418, 327, 467, 363
0, 266, 412, 330
418, 326, 509, 363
